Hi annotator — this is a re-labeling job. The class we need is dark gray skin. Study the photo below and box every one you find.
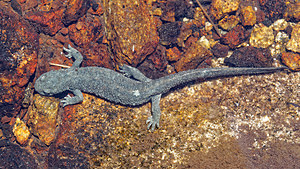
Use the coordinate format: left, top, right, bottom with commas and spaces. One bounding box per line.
35, 45, 287, 131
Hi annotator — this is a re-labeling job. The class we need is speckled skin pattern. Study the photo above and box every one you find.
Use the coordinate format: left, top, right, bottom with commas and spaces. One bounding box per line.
35, 45, 287, 130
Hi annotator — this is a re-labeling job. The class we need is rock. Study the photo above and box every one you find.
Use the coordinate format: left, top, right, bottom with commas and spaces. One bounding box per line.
158, 22, 181, 46
13, 117, 30, 145
174, 41, 213, 72
281, 52, 300, 71
210, 0, 240, 20
166, 47, 182, 62
286, 23, 300, 53
224, 46, 272, 67
80, 43, 114, 69
211, 43, 229, 58
177, 22, 194, 47
147, 45, 168, 71
271, 19, 289, 31
284, 1, 300, 21
26, 8, 65, 36
0, 4, 38, 120
249, 23, 274, 48
103, 0, 159, 66
218, 15, 239, 30
62, 0, 90, 26
68, 14, 103, 48
27, 94, 60, 146
160, 0, 192, 22
221, 25, 248, 49
240, 6, 256, 26
270, 31, 289, 56
0, 140, 38, 168
193, 7, 206, 28
260, 0, 286, 22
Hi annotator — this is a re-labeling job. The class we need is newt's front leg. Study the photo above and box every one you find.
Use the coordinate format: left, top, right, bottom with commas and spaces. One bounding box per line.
61, 89, 84, 107
63, 44, 83, 68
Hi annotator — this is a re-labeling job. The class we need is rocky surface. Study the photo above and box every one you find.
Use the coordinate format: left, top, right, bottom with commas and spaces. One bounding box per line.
0, 0, 299, 168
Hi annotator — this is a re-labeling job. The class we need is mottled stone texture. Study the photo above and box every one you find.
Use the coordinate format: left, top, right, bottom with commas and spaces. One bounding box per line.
0, 3, 38, 121
281, 52, 300, 71
210, 0, 240, 20
286, 23, 300, 53
102, 0, 159, 66
249, 23, 274, 48
27, 94, 60, 146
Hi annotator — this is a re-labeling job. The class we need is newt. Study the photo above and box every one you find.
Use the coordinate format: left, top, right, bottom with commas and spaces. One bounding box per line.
35, 45, 287, 130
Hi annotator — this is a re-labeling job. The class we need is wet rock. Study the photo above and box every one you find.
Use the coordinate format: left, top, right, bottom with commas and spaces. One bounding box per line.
177, 22, 193, 47
193, 7, 206, 28
147, 45, 168, 71
26, 8, 65, 36
260, 0, 286, 22
0, 140, 38, 168
255, 7, 266, 23
103, 0, 159, 66
81, 43, 114, 69
270, 31, 289, 56
13, 117, 30, 145
286, 23, 300, 53
160, 0, 193, 22
281, 52, 300, 71
62, 0, 90, 26
271, 19, 289, 31
221, 25, 248, 49
158, 22, 181, 46
224, 46, 272, 67
11, 0, 22, 15
211, 43, 229, 58
284, 1, 300, 21
166, 47, 182, 62
249, 23, 274, 48
0, 4, 38, 119
210, 0, 240, 20
88, 0, 104, 15
137, 60, 168, 79
174, 41, 212, 72
218, 15, 239, 31
68, 14, 103, 48
240, 6, 256, 26
27, 94, 60, 146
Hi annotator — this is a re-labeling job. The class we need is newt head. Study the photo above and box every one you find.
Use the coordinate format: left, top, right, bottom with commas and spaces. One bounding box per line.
35, 70, 67, 96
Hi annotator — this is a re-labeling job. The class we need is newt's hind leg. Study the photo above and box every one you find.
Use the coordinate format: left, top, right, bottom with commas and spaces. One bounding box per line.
63, 44, 83, 68
146, 94, 162, 131
119, 65, 151, 82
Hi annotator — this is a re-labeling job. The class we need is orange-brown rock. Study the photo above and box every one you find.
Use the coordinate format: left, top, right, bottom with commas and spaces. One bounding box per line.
26, 8, 64, 35
174, 41, 213, 72
284, 1, 300, 21
62, 0, 90, 25
286, 23, 300, 53
13, 117, 30, 145
68, 15, 103, 48
210, 0, 240, 20
102, 0, 159, 66
27, 94, 60, 146
218, 15, 239, 30
240, 6, 256, 26
0, 4, 38, 119
220, 25, 248, 49
281, 52, 300, 71
166, 47, 182, 62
